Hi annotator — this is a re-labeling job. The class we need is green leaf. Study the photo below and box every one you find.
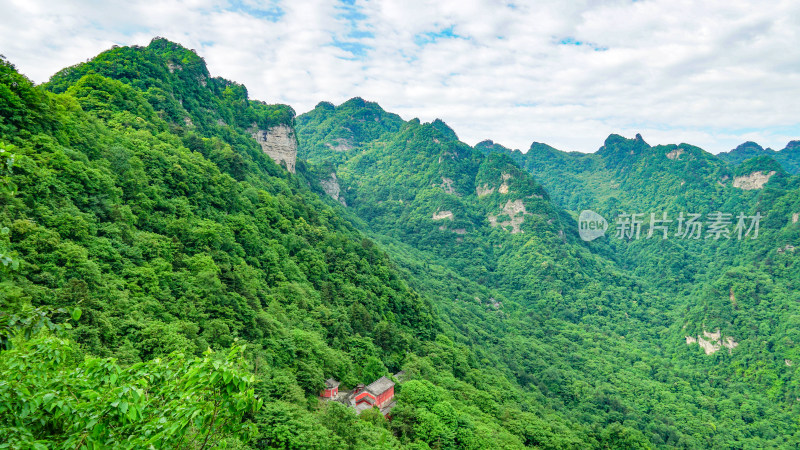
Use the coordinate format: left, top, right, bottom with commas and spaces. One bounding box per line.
71, 308, 82, 322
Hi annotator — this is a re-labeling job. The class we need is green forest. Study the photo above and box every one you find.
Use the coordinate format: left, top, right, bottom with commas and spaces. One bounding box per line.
1, 38, 799, 449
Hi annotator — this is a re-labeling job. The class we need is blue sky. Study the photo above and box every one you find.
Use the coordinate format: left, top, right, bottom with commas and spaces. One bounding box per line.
1, 0, 799, 153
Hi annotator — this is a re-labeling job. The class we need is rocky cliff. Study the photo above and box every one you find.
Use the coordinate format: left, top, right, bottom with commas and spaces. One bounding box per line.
320, 172, 346, 206
252, 124, 298, 173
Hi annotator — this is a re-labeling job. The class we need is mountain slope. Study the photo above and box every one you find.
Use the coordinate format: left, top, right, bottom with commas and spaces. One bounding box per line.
297, 100, 800, 448
474, 132, 800, 445
718, 141, 800, 174
1, 42, 585, 449
1, 37, 798, 449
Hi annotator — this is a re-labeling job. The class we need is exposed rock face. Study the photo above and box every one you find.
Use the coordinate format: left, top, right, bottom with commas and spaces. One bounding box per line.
477, 173, 511, 196
438, 177, 456, 194
733, 171, 776, 190
696, 336, 720, 355
666, 148, 685, 160
722, 336, 739, 351
432, 210, 454, 221
793, 212, 798, 223
325, 138, 353, 151
476, 184, 495, 197
489, 199, 530, 234
252, 125, 297, 173
320, 172, 346, 206
703, 329, 721, 341
685, 328, 738, 354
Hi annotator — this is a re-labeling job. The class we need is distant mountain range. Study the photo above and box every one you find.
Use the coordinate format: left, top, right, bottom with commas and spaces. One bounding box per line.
2, 38, 799, 449
717, 140, 800, 174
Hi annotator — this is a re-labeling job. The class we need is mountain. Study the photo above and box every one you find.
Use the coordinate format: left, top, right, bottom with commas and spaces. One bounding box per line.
476, 131, 800, 445
717, 141, 800, 174
297, 101, 800, 448
0, 40, 462, 448
1, 38, 799, 449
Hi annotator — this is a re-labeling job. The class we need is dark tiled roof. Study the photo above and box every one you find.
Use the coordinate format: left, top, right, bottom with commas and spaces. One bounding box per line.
325, 378, 340, 388
366, 376, 394, 395
379, 399, 396, 416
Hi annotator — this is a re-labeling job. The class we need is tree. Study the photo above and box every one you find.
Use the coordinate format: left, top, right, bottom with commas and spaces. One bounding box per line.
0, 330, 261, 449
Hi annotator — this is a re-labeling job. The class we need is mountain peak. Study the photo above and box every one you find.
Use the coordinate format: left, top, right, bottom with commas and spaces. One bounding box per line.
474, 139, 517, 155
314, 101, 335, 111
147, 36, 197, 54
528, 141, 560, 154
341, 96, 368, 108
428, 118, 459, 141
732, 141, 765, 153
603, 133, 650, 145
783, 140, 800, 151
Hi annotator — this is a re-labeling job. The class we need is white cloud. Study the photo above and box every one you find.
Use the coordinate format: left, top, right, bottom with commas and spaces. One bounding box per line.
1, 0, 798, 153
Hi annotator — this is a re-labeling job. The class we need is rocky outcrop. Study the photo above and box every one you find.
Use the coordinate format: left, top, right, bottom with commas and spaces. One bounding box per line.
685, 328, 738, 355
252, 124, 297, 173
489, 199, 530, 234
666, 148, 685, 160
477, 173, 512, 197
733, 171, 775, 190
476, 184, 495, 197
432, 210, 454, 221
325, 138, 354, 152
320, 172, 346, 206
438, 177, 456, 195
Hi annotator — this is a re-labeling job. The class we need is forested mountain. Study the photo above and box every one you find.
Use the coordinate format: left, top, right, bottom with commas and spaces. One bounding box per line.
296, 101, 800, 448
472, 132, 800, 446
717, 141, 800, 175
1, 38, 798, 449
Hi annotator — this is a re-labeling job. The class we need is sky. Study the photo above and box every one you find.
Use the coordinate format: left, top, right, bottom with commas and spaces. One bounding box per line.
1, 0, 799, 154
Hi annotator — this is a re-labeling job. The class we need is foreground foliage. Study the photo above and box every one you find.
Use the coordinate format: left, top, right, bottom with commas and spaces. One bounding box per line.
0, 332, 258, 449
1, 37, 798, 448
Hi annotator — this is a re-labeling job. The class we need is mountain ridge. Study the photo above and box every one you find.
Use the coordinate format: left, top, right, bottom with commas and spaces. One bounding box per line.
2, 38, 799, 449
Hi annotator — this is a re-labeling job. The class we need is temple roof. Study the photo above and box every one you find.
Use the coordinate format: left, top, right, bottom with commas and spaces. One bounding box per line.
366, 376, 394, 395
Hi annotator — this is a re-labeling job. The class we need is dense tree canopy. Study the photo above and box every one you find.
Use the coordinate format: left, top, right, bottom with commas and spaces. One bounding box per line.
1, 38, 798, 449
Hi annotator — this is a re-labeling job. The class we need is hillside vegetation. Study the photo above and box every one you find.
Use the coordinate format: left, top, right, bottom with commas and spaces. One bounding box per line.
0, 39, 798, 449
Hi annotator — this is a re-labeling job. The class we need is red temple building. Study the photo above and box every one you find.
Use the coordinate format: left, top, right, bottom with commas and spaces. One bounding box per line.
321, 378, 340, 398
319, 375, 397, 416
354, 376, 394, 408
